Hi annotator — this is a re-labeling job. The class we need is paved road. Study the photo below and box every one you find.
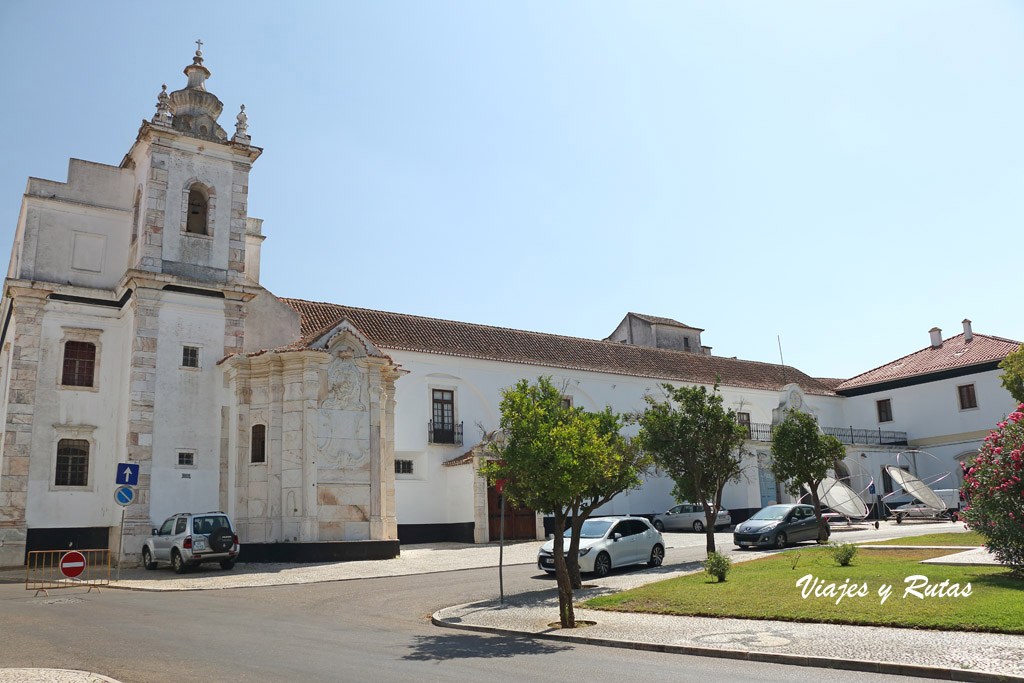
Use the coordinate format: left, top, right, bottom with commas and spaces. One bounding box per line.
0, 538, 954, 683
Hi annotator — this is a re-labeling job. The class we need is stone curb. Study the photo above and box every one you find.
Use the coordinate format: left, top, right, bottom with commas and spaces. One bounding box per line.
430, 607, 1024, 683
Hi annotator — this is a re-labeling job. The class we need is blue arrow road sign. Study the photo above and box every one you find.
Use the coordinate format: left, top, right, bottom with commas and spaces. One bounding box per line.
115, 463, 140, 486
114, 485, 135, 506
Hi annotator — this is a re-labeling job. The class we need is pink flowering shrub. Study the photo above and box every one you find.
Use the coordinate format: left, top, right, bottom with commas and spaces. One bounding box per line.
961, 404, 1024, 576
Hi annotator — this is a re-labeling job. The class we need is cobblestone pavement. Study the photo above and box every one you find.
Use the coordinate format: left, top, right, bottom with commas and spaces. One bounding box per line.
434, 558, 1024, 682
0, 670, 121, 683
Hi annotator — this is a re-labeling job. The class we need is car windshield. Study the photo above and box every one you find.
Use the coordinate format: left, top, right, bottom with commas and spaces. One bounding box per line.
192, 515, 230, 535
749, 506, 790, 521
566, 520, 613, 539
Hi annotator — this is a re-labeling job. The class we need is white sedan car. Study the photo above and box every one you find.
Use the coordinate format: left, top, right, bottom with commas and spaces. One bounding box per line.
652, 503, 731, 533
537, 517, 665, 578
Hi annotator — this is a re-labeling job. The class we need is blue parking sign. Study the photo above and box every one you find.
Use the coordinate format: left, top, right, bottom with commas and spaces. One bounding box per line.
116, 463, 140, 486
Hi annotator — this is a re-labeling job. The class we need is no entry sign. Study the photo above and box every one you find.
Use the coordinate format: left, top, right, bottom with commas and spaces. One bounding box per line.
59, 551, 86, 579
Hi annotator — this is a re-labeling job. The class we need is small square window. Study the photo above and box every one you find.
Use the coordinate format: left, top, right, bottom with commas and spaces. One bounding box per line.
178, 452, 195, 467
395, 459, 414, 475
560, 396, 573, 409
62, 341, 96, 387
55, 439, 89, 486
182, 346, 199, 368
876, 399, 893, 423
957, 384, 978, 410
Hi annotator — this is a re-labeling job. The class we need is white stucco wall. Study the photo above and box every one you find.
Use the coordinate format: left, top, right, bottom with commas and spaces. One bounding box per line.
388, 349, 850, 527
23, 301, 132, 530
147, 292, 229, 525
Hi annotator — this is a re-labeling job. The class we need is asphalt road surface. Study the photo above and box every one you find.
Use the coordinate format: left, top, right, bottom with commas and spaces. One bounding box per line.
0, 542, 948, 683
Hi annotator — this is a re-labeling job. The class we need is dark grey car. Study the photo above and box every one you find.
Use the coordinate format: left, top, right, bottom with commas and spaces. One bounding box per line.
733, 504, 829, 549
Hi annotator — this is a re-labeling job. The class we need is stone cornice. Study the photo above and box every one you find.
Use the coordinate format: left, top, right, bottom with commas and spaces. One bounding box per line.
122, 120, 263, 168
119, 269, 260, 302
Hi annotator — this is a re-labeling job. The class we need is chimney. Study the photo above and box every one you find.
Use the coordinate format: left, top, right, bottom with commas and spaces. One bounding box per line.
962, 319, 973, 342
929, 327, 943, 348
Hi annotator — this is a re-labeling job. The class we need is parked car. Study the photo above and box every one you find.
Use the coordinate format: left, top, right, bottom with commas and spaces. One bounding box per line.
652, 503, 732, 532
142, 511, 240, 573
537, 517, 664, 578
733, 504, 829, 549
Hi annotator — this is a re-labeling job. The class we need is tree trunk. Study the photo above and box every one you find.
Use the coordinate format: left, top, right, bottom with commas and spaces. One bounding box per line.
566, 515, 583, 590
702, 501, 716, 554
810, 484, 829, 543
552, 510, 575, 628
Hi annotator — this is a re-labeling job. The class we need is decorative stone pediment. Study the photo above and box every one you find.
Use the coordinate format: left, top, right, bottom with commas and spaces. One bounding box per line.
310, 319, 389, 360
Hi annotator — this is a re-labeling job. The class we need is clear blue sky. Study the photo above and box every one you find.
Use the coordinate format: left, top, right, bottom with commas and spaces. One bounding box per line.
2, 1, 1022, 380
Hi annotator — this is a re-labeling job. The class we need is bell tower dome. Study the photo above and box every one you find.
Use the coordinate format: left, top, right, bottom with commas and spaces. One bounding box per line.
166, 40, 228, 142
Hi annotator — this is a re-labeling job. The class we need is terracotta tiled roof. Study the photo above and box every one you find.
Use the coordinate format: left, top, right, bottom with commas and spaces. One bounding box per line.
835, 333, 1020, 392
629, 312, 701, 330
814, 377, 847, 391
282, 298, 837, 396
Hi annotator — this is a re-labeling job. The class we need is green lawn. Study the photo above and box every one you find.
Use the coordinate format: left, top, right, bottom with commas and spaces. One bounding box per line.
584, 548, 1024, 633
870, 531, 986, 547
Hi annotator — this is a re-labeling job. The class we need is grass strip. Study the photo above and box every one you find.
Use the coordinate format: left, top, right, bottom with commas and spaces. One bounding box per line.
584, 548, 1024, 634
869, 531, 985, 547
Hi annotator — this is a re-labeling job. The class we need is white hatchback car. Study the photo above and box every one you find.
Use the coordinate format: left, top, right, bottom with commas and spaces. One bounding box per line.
537, 517, 665, 578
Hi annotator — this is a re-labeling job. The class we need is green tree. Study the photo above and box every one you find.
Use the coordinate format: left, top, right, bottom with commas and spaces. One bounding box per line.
479, 377, 650, 628
769, 410, 845, 543
634, 382, 748, 554
999, 345, 1024, 405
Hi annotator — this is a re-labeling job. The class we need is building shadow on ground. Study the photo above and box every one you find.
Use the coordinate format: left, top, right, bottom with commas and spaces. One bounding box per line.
402, 632, 571, 662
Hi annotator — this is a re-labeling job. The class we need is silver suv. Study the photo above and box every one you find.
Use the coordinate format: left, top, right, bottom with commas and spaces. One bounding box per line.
142, 511, 240, 573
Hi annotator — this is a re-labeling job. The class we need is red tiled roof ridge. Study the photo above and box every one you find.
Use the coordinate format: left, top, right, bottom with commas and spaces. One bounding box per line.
280, 297, 837, 396
286, 298, 707, 352
836, 332, 1020, 391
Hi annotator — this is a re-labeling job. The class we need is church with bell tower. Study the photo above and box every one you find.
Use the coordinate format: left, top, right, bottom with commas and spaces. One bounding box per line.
0, 44, 403, 567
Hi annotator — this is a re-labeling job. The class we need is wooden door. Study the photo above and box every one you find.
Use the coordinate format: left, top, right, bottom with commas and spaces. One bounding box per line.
487, 487, 536, 541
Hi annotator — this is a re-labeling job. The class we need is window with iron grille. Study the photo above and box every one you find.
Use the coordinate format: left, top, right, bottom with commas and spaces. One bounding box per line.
876, 399, 893, 423
431, 390, 455, 444
251, 424, 266, 464
61, 341, 96, 387
736, 412, 751, 436
957, 384, 978, 410
178, 452, 195, 467
395, 459, 414, 475
182, 346, 199, 368
55, 439, 89, 486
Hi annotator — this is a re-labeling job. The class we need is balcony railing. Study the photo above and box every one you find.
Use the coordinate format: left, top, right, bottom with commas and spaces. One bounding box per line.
428, 420, 464, 446
743, 422, 907, 447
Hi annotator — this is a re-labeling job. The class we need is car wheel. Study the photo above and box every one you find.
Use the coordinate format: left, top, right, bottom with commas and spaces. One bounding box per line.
653, 520, 665, 532
774, 532, 787, 549
219, 559, 236, 571
171, 550, 187, 574
693, 520, 705, 533
209, 528, 234, 553
647, 544, 664, 567
142, 547, 156, 570
593, 552, 611, 578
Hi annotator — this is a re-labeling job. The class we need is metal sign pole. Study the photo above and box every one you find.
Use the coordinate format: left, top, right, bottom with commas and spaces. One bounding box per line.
499, 490, 505, 604
116, 506, 125, 582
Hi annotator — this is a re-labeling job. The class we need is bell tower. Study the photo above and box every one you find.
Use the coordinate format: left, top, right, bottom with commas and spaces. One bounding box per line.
123, 41, 261, 284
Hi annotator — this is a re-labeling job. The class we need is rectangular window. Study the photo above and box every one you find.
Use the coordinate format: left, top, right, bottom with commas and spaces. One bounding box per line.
61, 341, 96, 387
178, 452, 195, 467
736, 412, 751, 436
182, 346, 199, 368
876, 398, 893, 423
957, 384, 978, 410
55, 439, 89, 486
560, 396, 573, 409
395, 459, 414, 475
251, 424, 266, 464
431, 390, 455, 444
684, 336, 690, 348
